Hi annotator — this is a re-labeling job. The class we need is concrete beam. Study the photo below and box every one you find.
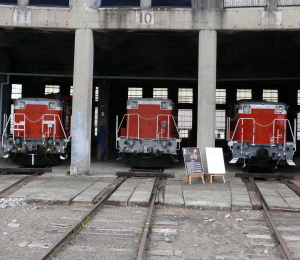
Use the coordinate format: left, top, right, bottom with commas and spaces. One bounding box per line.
197, 30, 217, 171
0, 4, 299, 31
70, 29, 94, 175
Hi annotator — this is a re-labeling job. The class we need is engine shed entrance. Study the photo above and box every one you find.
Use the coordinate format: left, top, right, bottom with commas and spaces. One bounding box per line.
1, 1, 300, 173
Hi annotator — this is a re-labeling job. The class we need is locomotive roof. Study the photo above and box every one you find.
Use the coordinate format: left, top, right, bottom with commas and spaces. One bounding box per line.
126, 98, 172, 103
14, 97, 63, 106
237, 101, 287, 108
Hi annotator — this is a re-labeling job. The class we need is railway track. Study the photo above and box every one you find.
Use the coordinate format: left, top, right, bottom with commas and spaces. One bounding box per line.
245, 177, 300, 259
0, 167, 51, 198
36, 168, 166, 260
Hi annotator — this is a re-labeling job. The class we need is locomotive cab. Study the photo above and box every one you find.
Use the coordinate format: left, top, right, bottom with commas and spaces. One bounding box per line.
116, 98, 181, 168
226, 100, 296, 171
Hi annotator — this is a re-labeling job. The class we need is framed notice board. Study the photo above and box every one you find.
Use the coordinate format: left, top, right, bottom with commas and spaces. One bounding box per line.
182, 147, 204, 175
205, 147, 226, 174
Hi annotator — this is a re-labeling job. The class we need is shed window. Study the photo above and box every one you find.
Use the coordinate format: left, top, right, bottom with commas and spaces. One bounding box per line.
178, 88, 193, 103
0, 0, 17, 4
45, 85, 60, 95
263, 89, 278, 102
29, 0, 69, 6
216, 89, 226, 104
237, 89, 252, 100
95, 86, 99, 102
11, 84, 22, 99
297, 112, 300, 140
101, 0, 140, 6
215, 110, 226, 139
128, 87, 143, 99
153, 88, 168, 99
152, 0, 191, 7
178, 109, 192, 138
94, 107, 98, 136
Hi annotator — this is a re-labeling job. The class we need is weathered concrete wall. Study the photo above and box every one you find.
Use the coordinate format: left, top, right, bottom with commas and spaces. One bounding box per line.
0, 0, 299, 31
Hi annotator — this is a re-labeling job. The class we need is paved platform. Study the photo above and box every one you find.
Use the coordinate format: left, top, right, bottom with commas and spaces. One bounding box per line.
0, 155, 299, 211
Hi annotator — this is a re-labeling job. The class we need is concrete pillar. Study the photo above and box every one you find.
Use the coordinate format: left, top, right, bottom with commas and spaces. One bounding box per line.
70, 29, 94, 175
97, 80, 109, 161
197, 30, 217, 169
140, 0, 151, 9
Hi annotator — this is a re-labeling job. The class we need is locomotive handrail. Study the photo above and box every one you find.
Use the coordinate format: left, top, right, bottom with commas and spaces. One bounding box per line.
116, 113, 181, 149
272, 118, 296, 150
2, 113, 69, 145
2, 114, 13, 147
228, 117, 295, 150
228, 118, 255, 150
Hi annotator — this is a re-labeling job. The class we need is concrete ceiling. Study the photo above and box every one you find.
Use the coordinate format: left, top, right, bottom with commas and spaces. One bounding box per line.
1, 28, 300, 88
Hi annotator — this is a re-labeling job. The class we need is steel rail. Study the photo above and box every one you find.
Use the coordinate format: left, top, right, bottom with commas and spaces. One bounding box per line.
280, 179, 300, 197
136, 177, 160, 260
249, 177, 294, 260
0, 172, 41, 198
36, 176, 127, 260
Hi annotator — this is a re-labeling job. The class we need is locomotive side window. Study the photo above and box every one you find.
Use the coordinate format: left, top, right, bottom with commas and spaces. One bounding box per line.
237, 89, 252, 100
161, 101, 168, 109
228, 104, 237, 118
275, 105, 284, 114
263, 89, 278, 102
19, 101, 25, 109
178, 88, 193, 103
216, 89, 226, 104
130, 100, 138, 109
128, 87, 142, 99
153, 88, 168, 99
48, 102, 57, 109
242, 105, 251, 113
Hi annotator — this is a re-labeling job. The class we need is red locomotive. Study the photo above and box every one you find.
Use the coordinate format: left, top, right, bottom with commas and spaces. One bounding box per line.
226, 100, 296, 171
2, 96, 71, 165
116, 98, 181, 167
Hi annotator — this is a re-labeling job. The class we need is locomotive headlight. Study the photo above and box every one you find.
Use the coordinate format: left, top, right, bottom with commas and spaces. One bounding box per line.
47, 138, 53, 145
275, 105, 283, 114
130, 101, 138, 109
19, 101, 25, 109
49, 102, 56, 109
161, 102, 168, 109
15, 138, 21, 145
243, 105, 251, 113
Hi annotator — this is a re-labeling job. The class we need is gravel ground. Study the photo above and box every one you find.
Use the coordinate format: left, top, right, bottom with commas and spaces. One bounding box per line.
0, 199, 91, 260
0, 198, 295, 260
148, 206, 282, 260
